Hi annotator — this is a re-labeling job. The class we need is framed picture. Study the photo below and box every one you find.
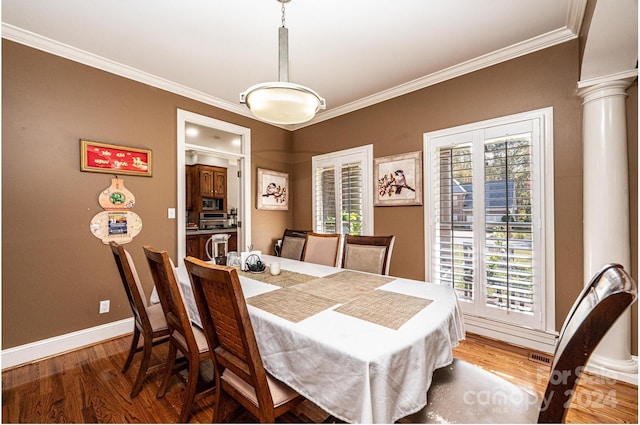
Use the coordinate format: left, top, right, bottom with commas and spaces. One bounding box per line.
257, 168, 288, 210
80, 139, 152, 177
374, 151, 423, 206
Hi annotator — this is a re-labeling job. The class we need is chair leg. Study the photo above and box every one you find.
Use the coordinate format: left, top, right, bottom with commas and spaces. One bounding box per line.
121, 326, 141, 373
130, 332, 152, 398
157, 342, 177, 399
178, 357, 200, 423
214, 387, 230, 423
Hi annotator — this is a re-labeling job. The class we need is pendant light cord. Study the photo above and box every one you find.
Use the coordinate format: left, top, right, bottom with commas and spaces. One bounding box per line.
281, 1, 286, 28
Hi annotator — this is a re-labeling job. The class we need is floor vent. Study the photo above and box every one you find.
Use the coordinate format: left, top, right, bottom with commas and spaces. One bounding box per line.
529, 352, 552, 364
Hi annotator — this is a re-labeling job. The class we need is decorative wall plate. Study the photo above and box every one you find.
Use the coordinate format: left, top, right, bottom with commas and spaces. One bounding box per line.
90, 210, 142, 244
98, 177, 135, 210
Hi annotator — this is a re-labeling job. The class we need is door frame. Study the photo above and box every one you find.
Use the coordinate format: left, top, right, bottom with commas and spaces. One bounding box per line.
176, 109, 252, 265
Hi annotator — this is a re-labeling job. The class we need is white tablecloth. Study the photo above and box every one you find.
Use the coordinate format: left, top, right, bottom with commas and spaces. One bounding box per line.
155, 255, 465, 424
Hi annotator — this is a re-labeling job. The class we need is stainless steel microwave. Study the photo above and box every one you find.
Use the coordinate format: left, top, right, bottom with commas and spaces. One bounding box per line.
202, 197, 223, 210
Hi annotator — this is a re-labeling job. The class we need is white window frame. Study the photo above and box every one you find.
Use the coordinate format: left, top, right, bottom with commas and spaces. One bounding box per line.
311, 145, 374, 236
424, 108, 556, 347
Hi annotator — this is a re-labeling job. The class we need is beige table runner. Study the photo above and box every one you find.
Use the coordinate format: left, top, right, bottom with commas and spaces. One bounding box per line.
247, 287, 337, 323
334, 290, 433, 330
237, 268, 317, 288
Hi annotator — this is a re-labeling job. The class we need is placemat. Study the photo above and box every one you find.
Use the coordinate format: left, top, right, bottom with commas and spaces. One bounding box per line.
237, 268, 317, 288
334, 290, 433, 330
323, 270, 395, 288
292, 278, 378, 303
247, 287, 337, 323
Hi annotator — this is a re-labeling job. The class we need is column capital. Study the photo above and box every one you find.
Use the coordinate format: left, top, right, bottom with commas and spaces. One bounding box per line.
578, 78, 634, 104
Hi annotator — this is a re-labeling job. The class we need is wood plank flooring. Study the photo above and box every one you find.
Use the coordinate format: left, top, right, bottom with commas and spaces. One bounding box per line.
2, 333, 637, 423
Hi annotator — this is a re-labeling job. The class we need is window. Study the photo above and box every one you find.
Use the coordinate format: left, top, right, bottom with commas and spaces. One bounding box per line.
312, 145, 373, 235
424, 109, 554, 331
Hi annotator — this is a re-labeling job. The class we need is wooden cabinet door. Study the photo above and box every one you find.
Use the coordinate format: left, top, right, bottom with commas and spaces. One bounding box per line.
199, 234, 212, 260
228, 233, 237, 253
213, 169, 226, 198
199, 168, 214, 197
186, 235, 200, 259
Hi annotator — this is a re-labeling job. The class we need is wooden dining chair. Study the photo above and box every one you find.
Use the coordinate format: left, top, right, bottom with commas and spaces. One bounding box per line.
109, 242, 170, 398
402, 263, 637, 424
276, 229, 310, 260
143, 246, 215, 423
184, 257, 305, 423
301, 232, 341, 267
341, 234, 395, 275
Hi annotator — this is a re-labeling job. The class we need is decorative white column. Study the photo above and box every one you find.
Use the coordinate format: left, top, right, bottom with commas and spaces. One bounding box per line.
578, 79, 637, 384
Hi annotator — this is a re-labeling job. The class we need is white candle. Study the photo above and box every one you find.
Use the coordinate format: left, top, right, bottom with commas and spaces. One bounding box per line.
270, 262, 281, 275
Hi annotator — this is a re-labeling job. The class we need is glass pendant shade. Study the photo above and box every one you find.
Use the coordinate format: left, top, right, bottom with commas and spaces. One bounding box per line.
240, 82, 325, 125
240, 1, 325, 125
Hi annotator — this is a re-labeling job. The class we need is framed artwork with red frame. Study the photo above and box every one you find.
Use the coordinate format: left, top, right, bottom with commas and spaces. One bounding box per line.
81, 140, 152, 177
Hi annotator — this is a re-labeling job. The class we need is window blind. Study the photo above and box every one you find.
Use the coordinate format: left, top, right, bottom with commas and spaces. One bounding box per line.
434, 144, 475, 301
314, 166, 336, 233
484, 135, 534, 313
341, 162, 363, 235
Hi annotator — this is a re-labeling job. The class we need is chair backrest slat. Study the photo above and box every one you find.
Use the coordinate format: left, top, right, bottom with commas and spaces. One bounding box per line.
143, 246, 197, 353
110, 242, 149, 328
185, 257, 271, 402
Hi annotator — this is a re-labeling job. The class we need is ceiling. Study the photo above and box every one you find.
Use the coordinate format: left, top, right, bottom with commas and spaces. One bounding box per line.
0, 0, 593, 129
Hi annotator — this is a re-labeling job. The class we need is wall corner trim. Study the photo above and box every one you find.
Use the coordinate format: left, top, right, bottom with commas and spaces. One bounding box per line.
1, 318, 133, 370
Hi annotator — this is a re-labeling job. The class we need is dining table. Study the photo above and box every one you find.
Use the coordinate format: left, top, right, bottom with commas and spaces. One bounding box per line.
152, 254, 465, 424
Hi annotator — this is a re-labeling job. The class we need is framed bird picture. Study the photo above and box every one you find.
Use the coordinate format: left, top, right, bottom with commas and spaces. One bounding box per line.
257, 168, 289, 210
374, 151, 423, 206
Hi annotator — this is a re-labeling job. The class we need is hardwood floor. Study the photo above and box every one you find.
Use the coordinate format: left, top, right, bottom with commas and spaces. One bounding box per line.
2, 333, 637, 423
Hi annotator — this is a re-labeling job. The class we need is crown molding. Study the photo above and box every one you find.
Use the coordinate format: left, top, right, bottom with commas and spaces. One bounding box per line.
566, 0, 588, 35
301, 26, 578, 128
1, 23, 257, 120
2, 20, 579, 131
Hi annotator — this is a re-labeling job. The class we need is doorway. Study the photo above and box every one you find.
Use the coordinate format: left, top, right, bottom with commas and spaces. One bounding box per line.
176, 109, 252, 264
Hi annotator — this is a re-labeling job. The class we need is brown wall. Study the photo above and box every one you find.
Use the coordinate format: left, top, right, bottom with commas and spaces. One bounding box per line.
291, 40, 635, 338
3, 38, 637, 355
1, 40, 293, 348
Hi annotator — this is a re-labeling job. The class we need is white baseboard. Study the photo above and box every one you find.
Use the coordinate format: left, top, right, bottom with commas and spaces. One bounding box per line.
1, 318, 133, 370
463, 314, 558, 353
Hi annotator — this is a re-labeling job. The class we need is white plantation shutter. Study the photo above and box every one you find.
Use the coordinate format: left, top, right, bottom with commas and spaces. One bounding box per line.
314, 166, 336, 233
484, 134, 535, 315
312, 146, 373, 236
434, 144, 475, 302
426, 109, 553, 331
341, 162, 364, 234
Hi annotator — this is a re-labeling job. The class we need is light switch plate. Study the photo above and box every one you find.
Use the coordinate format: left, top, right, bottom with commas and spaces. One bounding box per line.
168, 208, 176, 219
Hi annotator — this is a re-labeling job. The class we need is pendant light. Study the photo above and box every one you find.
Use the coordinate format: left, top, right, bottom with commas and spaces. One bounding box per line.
240, 0, 325, 125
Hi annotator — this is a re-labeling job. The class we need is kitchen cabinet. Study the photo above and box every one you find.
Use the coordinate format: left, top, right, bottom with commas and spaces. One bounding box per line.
185, 165, 193, 210
213, 169, 226, 198
189, 165, 227, 227
199, 167, 214, 197
196, 165, 226, 199
186, 234, 200, 258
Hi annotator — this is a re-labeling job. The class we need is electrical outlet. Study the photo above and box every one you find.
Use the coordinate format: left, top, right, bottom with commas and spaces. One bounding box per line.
168, 208, 176, 219
99, 300, 110, 314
